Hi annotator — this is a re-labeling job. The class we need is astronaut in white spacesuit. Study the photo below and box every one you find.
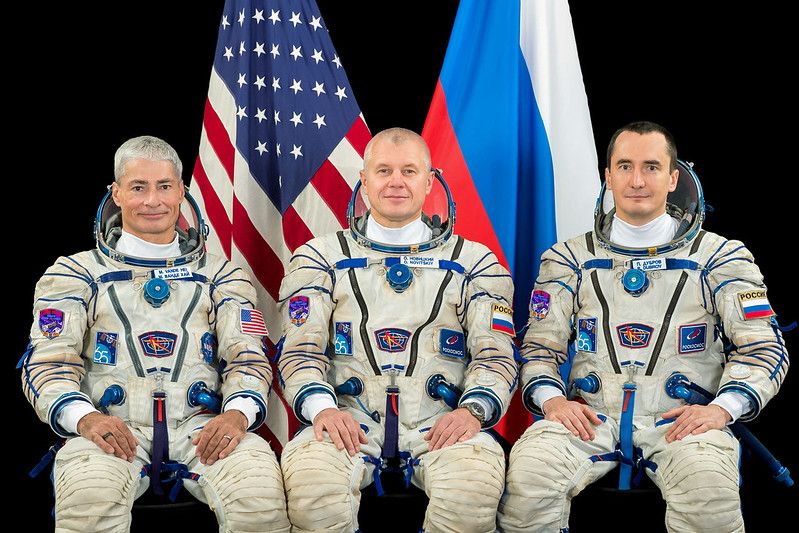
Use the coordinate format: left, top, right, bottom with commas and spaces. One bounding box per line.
277, 128, 517, 533
21, 136, 289, 532
498, 122, 789, 532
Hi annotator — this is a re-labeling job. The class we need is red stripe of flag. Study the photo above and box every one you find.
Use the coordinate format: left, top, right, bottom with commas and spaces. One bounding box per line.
746, 309, 774, 319
345, 116, 371, 157
231, 196, 285, 300
203, 99, 235, 183
422, 80, 509, 268
311, 159, 352, 228
282, 206, 315, 254
191, 155, 232, 258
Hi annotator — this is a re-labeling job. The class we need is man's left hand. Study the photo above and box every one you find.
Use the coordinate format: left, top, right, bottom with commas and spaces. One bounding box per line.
662, 404, 731, 443
192, 410, 249, 465
424, 408, 481, 451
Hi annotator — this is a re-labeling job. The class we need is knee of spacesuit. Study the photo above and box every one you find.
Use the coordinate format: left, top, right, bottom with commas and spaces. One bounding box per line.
53, 437, 142, 532
499, 421, 611, 532
657, 431, 743, 533
281, 435, 369, 533
195, 434, 290, 533
421, 434, 505, 533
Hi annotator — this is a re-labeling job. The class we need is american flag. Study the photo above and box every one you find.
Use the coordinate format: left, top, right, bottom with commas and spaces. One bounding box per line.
189, 0, 370, 449
240, 308, 270, 336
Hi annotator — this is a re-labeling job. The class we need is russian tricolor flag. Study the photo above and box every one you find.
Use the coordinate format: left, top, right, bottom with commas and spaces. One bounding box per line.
422, 0, 600, 443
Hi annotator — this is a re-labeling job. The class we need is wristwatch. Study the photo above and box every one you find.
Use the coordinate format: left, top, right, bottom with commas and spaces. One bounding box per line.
462, 402, 486, 425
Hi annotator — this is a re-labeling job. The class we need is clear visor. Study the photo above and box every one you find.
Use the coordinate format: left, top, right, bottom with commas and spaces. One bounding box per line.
349, 169, 455, 250
95, 188, 206, 259
598, 160, 702, 218
596, 160, 705, 247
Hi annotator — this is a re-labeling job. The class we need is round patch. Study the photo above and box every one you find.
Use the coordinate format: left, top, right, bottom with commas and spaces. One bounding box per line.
241, 375, 260, 386
729, 364, 751, 379
476, 374, 497, 386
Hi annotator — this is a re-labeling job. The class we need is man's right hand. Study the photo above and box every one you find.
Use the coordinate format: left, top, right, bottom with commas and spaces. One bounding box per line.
312, 408, 368, 456
77, 412, 139, 461
542, 396, 602, 441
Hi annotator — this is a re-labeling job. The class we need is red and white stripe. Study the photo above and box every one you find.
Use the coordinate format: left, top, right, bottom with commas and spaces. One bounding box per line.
189, 68, 370, 448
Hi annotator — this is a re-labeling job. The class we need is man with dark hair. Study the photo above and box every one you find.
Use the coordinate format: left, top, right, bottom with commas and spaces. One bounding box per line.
498, 122, 788, 532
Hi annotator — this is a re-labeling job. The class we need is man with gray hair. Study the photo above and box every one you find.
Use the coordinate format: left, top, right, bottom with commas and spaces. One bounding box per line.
21, 135, 290, 532
277, 127, 517, 532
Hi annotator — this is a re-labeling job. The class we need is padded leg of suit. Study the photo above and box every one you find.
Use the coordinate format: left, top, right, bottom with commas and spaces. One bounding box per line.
53, 437, 146, 533
497, 420, 618, 533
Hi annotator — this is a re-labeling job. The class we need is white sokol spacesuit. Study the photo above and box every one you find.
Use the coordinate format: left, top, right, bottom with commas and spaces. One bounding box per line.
21, 191, 289, 532
498, 162, 789, 533
277, 176, 517, 533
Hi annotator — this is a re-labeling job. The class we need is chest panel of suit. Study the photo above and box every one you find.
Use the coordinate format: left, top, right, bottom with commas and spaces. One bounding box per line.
84, 268, 214, 379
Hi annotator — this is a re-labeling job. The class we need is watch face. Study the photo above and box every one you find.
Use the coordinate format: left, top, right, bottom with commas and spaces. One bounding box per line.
466, 403, 485, 422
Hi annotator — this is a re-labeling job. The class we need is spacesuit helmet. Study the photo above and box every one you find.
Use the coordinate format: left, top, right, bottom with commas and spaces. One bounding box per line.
347, 167, 457, 254
594, 159, 705, 255
94, 187, 208, 267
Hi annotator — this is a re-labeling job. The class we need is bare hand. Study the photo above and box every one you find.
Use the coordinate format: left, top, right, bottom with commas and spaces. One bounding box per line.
77, 411, 139, 461
313, 408, 368, 456
542, 396, 602, 441
424, 408, 481, 451
192, 410, 248, 465
662, 404, 731, 443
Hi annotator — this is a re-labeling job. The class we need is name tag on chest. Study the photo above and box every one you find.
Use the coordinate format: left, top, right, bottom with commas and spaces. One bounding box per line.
630, 258, 666, 271
152, 266, 193, 280
400, 256, 437, 268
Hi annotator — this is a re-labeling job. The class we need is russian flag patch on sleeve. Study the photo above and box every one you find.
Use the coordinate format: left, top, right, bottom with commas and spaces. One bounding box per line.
491, 303, 515, 336
737, 289, 775, 320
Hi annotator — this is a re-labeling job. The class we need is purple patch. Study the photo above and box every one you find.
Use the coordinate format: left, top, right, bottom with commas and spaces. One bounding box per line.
529, 290, 551, 320
289, 295, 310, 326
39, 308, 65, 339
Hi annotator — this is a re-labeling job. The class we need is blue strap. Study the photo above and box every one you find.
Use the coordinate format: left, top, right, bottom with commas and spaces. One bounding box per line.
382, 387, 400, 460
618, 383, 636, 490
363, 456, 385, 496
632, 446, 658, 487
666, 258, 701, 270
150, 392, 170, 496
584, 258, 702, 272
16, 339, 34, 370
28, 441, 64, 478
589, 451, 620, 464
583, 259, 612, 270
97, 271, 134, 283
399, 451, 421, 489
439, 260, 465, 274
335, 256, 466, 274
334, 258, 368, 270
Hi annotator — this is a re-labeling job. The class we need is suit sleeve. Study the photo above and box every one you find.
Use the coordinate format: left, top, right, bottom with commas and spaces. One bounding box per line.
276, 240, 337, 424
21, 254, 94, 437
519, 243, 579, 414
458, 243, 518, 428
704, 238, 788, 420
212, 260, 273, 430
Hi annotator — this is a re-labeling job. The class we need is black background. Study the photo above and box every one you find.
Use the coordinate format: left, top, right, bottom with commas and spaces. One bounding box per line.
13, 1, 795, 530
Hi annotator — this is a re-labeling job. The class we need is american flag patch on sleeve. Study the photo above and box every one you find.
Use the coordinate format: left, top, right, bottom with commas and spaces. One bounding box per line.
240, 308, 269, 336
